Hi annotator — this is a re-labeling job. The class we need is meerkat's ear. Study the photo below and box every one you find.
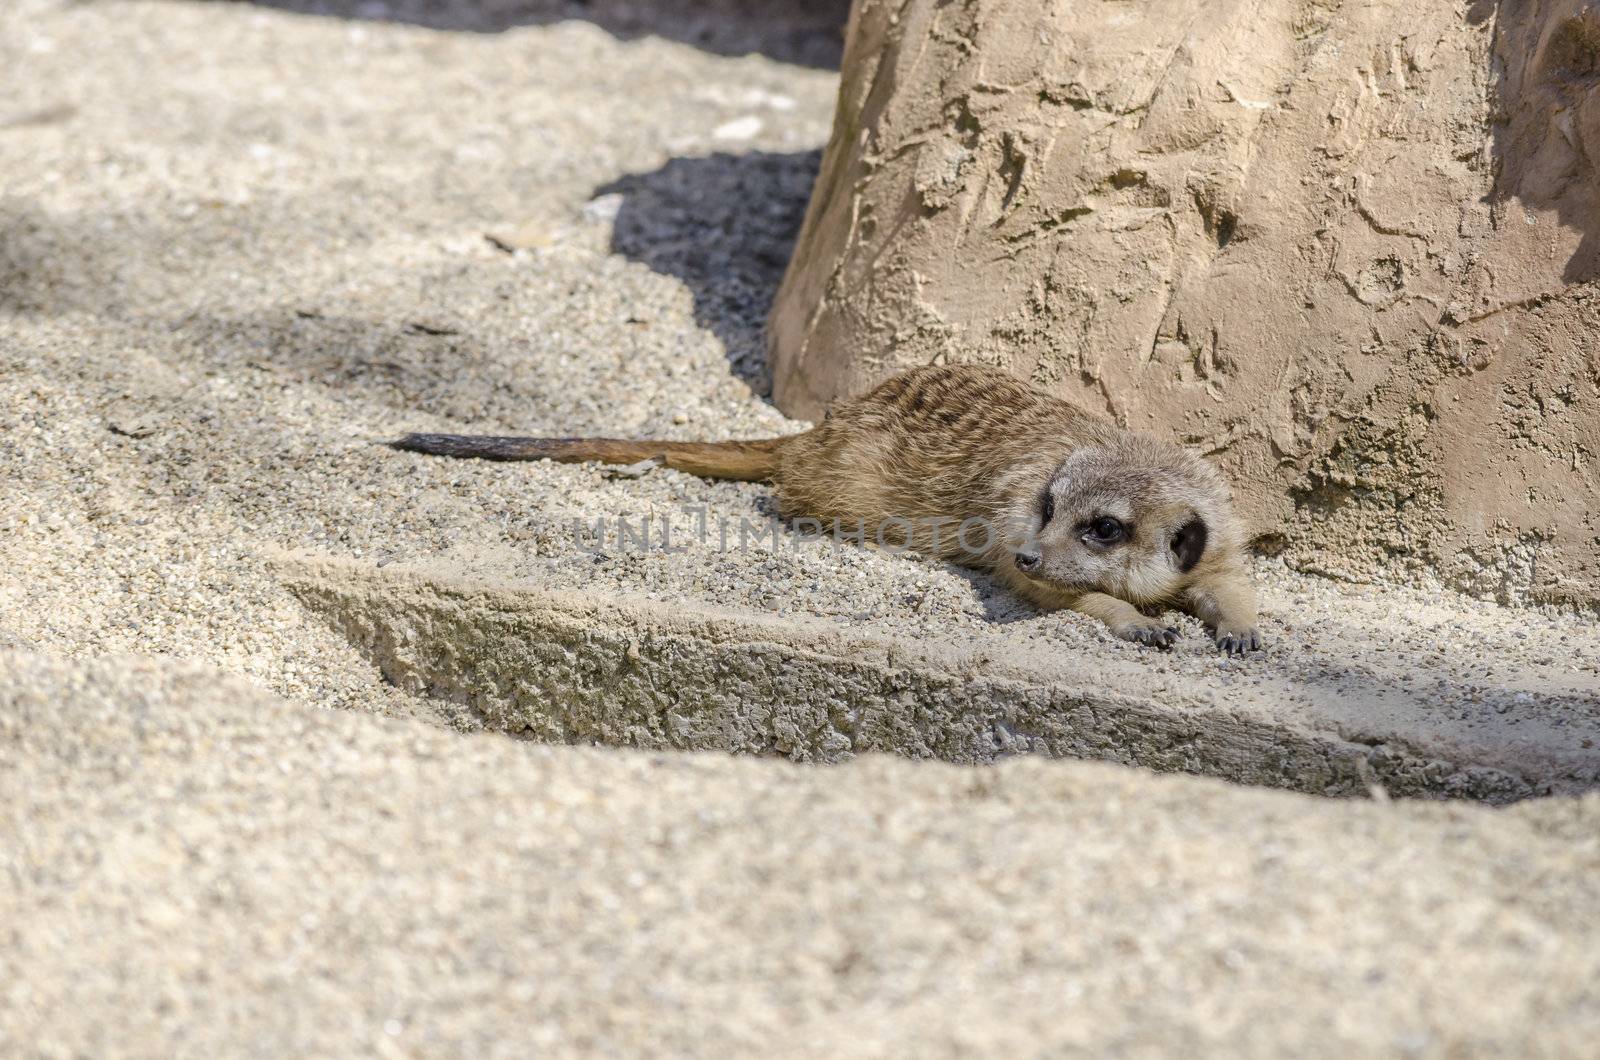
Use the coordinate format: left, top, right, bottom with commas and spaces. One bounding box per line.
1172, 516, 1207, 573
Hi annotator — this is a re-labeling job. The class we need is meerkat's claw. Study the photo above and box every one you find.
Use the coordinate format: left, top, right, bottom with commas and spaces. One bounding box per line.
1125, 624, 1180, 649
1215, 629, 1262, 655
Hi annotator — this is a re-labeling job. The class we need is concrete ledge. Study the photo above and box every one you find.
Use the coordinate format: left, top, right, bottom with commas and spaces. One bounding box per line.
283, 556, 1600, 801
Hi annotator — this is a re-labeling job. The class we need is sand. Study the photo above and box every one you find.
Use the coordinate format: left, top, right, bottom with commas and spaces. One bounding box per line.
2, 0, 1599, 1054
6, 651, 1600, 1057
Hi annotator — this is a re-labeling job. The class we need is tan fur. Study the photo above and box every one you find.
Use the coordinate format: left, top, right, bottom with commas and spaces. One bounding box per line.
392, 365, 1261, 652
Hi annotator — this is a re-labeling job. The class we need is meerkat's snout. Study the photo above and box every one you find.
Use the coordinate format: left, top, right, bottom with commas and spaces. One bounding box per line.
1023, 443, 1224, 606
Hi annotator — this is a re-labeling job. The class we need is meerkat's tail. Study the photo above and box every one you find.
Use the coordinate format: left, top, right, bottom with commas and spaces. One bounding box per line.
388, 433, 789, 482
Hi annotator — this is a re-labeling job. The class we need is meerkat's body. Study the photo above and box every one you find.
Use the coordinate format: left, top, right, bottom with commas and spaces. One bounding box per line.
394, 365, 1261, 652
773, 366, 1111, 572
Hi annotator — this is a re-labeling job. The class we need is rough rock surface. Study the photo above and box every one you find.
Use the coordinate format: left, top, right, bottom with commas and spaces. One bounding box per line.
2, 1, 1599, 1051
769, 0, 1600, 607
6, 651, 1600, 1057
284, 554, 1600, 802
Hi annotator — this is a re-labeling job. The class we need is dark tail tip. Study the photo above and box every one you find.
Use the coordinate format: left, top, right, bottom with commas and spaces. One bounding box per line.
387, 432, 477, 458
389, 432, 438, 453
385, 432, 568, 461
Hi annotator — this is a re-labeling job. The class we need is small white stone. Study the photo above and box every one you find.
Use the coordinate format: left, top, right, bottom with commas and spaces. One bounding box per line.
712, 115, 763, 141
582, 193, 625, 223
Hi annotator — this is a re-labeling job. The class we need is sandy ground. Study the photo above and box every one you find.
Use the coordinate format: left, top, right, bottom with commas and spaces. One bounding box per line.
5, 651, 1600, 1057
1, 0, 836, 721
2, 0, 1600, 1054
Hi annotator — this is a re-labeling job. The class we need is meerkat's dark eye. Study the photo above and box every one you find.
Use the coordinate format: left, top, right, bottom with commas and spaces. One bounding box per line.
1040, 492, 1055, 525
1084, 516, 1125, 544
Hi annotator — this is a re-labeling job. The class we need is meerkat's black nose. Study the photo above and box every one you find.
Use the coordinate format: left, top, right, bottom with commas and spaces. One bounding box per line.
1014, 550, 1041, 572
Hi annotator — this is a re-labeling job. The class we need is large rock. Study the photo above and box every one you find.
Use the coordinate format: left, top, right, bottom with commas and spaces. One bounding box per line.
769, 0, 1600, 605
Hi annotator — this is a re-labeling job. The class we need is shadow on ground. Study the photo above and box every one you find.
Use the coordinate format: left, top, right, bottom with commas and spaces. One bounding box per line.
1474, 0, 1600, 283
0, 198, 582, 430
0, 142, 823, 421
210, 0, 849, 67
595, 150, 821, 394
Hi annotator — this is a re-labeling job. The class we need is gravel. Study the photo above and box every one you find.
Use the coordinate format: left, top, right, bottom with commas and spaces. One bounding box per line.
5, 651, 1600, 1057
1, 0, 1599, 1053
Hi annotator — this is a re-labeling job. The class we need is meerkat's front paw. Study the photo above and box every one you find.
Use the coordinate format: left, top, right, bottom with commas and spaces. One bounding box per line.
1118, 618, 1180, 650
1214, 627, 1262, 655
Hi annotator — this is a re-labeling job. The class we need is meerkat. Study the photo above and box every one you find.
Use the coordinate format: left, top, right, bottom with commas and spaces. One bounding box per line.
392, 364, 1262, 653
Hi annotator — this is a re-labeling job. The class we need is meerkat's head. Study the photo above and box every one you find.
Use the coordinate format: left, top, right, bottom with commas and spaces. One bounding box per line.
1009, 436, 1242, 605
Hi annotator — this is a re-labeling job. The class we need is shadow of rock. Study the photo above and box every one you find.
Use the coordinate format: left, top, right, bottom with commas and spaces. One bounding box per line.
596, 149, 821, 394
1482, 0, 1600, 283
215, 0, 849, 67
0, 198, 553, 427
